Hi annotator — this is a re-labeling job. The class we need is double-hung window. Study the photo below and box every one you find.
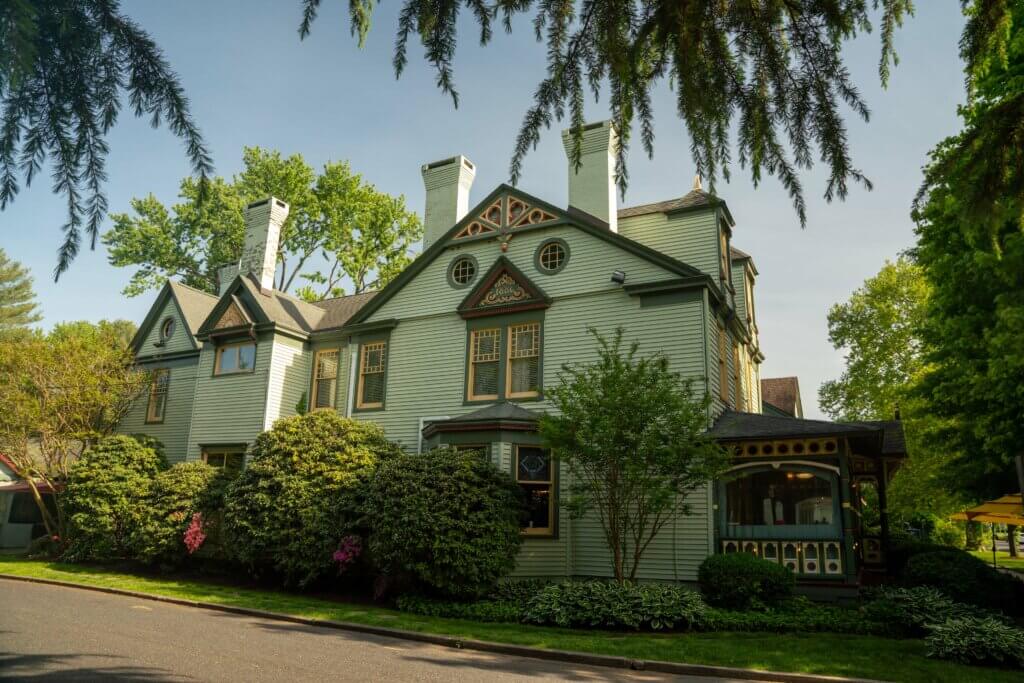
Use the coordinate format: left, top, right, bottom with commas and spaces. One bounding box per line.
146, 369, 170, 423
467, 321, 542, 401
516, 445, 555, 536
357, 341, 387, 409
468, 328, 501, 401
312, 350, 339, 410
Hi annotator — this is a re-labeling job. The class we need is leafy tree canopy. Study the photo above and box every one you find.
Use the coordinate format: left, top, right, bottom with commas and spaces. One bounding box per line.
911, 1, 1023, 501
539, 327, 730, 582
0, 0, 211, 278
0, 247, 41, 331
103, 148, 421, 299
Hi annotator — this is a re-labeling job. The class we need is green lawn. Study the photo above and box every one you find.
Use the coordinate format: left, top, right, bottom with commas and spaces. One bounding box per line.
0, 556, 1018, 683
969, 549, 1024, 573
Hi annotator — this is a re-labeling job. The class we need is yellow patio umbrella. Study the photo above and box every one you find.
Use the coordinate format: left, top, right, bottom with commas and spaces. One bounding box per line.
950, 494, 1024, 567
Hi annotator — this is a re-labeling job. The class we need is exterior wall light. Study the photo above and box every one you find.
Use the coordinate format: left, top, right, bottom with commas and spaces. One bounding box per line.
610, 270, 626, 285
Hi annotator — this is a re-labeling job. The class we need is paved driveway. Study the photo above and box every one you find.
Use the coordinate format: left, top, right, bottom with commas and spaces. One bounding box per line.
0, 580, 751, 682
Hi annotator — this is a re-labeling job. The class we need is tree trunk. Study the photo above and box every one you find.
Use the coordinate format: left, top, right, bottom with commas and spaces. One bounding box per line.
1008, 525, 1019, 558
24, 479, 58, 540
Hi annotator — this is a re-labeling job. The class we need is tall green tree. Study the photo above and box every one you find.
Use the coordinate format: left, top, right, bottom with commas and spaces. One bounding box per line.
817, 259, 960, 518
0, 0, 211, 278
0, 319, 147, 539
911, 1, 1023, 501
0, 248, 41, 330
103, 148, 421, 299
539, 327, 730, 583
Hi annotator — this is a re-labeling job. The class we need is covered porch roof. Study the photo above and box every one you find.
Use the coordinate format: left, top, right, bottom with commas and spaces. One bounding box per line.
710, 410, 906, 459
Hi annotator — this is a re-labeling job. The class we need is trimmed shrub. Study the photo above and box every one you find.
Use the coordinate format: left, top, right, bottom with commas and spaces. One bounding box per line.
395, 595, 524, 623
131, 461, 221, 567
861, 586, 992, 637
490, 579, 551, 604
697, 553, 794, 609
701, 598, 882, 635
521, 581, 708, 630
63, 435, 166, 561
364, 447, 524, 599
902, 550, 1024, 615
223, 412, 397, 587
926, 617, 1024, 668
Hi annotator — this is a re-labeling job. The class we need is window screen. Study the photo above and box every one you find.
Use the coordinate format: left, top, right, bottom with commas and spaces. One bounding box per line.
313, 350, 339, 409
508, 323, 540, 396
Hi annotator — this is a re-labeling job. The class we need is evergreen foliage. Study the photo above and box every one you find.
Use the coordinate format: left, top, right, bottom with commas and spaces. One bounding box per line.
697, 553, 794, 610
0, 0, 212, 277
222, 412, 395, 587
62, 435, 167, 562
131, 461, 222, 567
0, 248, 41, 330
364, 446, 525, 599
103, 148, 421, 299
540, 327, 730, 582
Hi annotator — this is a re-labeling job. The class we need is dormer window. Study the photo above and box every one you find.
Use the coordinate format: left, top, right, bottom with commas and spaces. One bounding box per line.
215, 341, 256, 375
719, 228, 730, 289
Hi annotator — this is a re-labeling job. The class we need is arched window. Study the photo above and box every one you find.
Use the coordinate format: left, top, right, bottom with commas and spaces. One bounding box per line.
720, 465, 840, 539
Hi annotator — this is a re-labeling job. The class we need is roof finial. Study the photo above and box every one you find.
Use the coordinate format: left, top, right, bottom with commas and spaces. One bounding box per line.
692, 173, 703, 191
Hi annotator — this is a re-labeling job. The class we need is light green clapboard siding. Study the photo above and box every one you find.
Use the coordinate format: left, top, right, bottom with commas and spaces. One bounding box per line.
185, 333, 274, 460
263, 335, 311, 428
618, 208, 720, 277
118, 361, 198, 464
369, 225, 680, 321
138, 295, 194, 357
732, 262, 748, 324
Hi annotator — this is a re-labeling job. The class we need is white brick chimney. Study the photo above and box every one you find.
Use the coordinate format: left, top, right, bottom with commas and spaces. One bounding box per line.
562, 121, 619, 232
219, 197, 289, 294
421, 156, 475, 249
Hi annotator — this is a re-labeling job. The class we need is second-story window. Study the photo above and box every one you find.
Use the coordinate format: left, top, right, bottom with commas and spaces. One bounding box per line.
719, 228, 730, 288
215, 341, 256, 375
146, 369, 169, 423
507, 323, 540, 398
469, 328, 501, 401
732, 342, 744, 411
312, 350, 339, 410
357, 341, 387, 409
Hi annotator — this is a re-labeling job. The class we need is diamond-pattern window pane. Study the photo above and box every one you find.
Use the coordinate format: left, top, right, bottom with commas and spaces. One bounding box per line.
517, 446, 551, 482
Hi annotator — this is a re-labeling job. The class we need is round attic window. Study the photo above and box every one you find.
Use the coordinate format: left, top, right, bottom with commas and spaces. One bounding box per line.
160, 317, 176, 341
535, 239, 569, 274
448, 255, 478, 288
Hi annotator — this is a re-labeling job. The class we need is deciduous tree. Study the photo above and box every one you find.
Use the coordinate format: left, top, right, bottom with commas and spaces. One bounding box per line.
539, 327, 730, 583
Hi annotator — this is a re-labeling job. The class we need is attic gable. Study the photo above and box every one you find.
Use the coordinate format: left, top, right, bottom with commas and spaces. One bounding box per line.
453, 192, 559, 240
212, 296, 253, 330
130, 281, 217, 357
457, 256, 551, 319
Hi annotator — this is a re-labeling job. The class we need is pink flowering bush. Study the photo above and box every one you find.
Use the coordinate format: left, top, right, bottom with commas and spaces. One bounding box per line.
333, 535, 362, 572
184, 513, 206, 555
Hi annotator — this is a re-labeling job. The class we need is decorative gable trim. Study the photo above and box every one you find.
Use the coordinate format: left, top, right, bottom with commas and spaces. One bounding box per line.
213, 297, 252, 330
453, 193, 559, 240
457, 256, 551, 319
195, 276, 270, 340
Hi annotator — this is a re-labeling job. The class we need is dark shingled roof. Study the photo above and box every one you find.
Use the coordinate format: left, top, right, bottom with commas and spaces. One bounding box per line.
167, 281, 218, 335
239, 274, 326, 332
710, 410, 878, 440
761, 377, 802, 417
617, 189, 718, 218
854, 420, 907, 455
312, 291, 378, 331
443, 402, 541, 424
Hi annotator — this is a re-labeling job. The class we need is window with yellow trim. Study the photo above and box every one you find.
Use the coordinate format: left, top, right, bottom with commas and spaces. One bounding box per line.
146, 369, 170, 423
719, 228, 730, 287
507, 322, 540, 398
312, 349, 339, 410
357, 342, 387, 409
516, 445, 555, 536
468, 328, 501, 400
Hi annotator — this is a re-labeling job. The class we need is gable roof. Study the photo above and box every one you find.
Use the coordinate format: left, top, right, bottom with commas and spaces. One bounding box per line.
457, 256, 551, 319
618, 188, 735, 226
345, 184, 704, 328
236, 274, 326, 333
131, 280, 219, 355
761, 377, 803, 417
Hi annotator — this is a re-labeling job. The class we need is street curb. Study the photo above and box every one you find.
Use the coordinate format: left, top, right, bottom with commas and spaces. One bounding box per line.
0, 573, 879, 683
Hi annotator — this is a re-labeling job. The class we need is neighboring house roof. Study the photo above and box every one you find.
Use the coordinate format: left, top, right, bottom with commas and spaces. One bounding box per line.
345, 184, 707, 328
761, 377, 803, 417
618, 188, 735, 225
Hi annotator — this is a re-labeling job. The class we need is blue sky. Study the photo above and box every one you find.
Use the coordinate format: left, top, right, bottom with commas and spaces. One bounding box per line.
0, 1, 967, 418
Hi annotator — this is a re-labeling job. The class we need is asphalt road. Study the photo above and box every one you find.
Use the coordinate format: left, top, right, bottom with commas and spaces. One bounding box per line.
0, 580, 753, 682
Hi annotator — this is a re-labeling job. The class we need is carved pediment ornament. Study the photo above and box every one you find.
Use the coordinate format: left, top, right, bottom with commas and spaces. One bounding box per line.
478, 273, 530, 307
453, 194, 557, 240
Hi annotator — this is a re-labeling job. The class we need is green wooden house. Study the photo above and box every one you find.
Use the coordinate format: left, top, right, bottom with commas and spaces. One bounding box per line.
120, 121, 905, 590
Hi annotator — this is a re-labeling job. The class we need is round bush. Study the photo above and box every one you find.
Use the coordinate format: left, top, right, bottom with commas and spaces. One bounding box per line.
131, 461, 221, 567
365, 446, 524, 599
903, 550, 1024, 614
223, 412, 397, 587
63, 435, 166, 561
698, 552, 794, 609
